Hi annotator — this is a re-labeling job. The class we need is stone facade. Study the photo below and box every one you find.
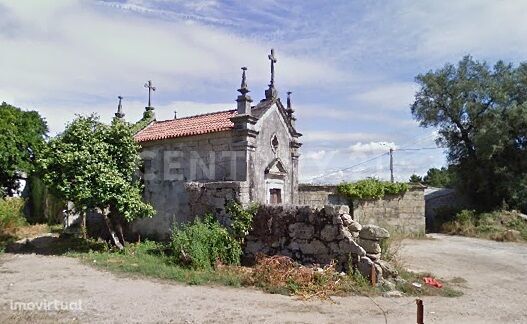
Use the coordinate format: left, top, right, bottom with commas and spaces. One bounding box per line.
244, 204, 392, 278
298, 184, 426, 234
132, 77, 301, 239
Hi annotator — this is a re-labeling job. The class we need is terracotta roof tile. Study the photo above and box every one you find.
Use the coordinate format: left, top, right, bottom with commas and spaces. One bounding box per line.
134, 109, 237, 143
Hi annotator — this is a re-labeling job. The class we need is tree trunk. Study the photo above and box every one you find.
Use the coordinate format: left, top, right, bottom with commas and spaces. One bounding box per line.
82, 212, 87, 239
103, 213, 124, 250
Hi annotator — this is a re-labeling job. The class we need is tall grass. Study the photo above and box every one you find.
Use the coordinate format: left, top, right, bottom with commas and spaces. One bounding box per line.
0, 197, 27, 234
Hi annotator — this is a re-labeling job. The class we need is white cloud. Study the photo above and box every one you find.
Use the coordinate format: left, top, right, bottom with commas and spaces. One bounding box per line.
0, 0, 342, 106
347, 142, 396, 154
353, 83, 418, 112
25, 99, 233, 135
302, 131, 386, 143
303, 150, 327, 161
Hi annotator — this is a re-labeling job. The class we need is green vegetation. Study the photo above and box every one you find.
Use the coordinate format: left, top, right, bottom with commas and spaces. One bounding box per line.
412, 56, 527, 212
0, 197, 27, 252
410, 167, 456, 188
171, 214, 243, 269
0, 197, 27, 234
225, 202, 258, 242
337, 178, 409, 201
442, 209, 527, 242
171, 202, 259, 270
0, 102, 48, 197
36, 115, 155, 248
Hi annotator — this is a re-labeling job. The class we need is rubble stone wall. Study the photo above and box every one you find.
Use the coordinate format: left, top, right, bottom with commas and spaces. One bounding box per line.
185, 181, 251, 226
244, 204, 367, 270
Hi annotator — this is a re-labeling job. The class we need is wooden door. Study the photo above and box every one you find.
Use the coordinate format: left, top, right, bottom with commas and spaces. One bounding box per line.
269, 189, 282, 204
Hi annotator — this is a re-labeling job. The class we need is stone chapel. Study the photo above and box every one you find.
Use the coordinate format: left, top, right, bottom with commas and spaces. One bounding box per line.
127, 50, 302, 239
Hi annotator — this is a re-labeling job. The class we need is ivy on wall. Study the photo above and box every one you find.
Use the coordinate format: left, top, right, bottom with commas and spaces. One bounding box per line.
336, 178, 409, 201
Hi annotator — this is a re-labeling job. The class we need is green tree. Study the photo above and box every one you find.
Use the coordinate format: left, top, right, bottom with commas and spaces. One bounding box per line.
409, 174, 423, 184
37, 115, 154, 248
422, 167, 454, 188
411, 56, 527, 212
0, 102, 48, 196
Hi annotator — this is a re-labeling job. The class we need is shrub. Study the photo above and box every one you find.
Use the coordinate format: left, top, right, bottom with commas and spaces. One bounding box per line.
171, 214, 242, 270
0, 197, 27, 234
337, 178, 409, 201
225, 202, 258, 242
442, 209, 527, 241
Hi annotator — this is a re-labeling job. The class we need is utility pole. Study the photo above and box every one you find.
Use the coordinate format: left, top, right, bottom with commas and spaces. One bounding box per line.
389, 148, 394, 183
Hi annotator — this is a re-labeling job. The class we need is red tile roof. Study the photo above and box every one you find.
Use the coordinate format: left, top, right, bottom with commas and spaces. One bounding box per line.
134, 109, 237, 143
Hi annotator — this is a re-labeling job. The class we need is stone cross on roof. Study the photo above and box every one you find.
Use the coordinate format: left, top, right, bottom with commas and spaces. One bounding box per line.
144, 80, 156, 108
268, 49, 277, 87
115, 95, 125, 119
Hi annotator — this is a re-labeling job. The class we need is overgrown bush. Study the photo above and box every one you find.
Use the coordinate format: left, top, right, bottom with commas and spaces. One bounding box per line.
442, 209, 527, 241
337, 178, 409, 201
0, 197, 27, 234
226, 202, 258, 242
171, 214, 242, 270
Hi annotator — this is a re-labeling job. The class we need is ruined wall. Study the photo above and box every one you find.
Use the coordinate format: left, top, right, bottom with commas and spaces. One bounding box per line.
353, 188, 425, 234
244, 204, 394, 279
244, 204, 366, 270
185, 181, 250, 226
298, 185, 426, 234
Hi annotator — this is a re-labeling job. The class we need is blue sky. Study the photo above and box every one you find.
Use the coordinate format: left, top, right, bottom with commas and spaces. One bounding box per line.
2, 0, 527, 183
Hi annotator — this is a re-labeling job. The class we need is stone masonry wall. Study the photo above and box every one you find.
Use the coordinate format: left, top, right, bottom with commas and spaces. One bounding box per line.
244, 204, 366, 271
244, 204, 394, 279
297, 184, 347, 207
353, 188, 425, 234
185, 181, 250, 226
298, 185, 426, 234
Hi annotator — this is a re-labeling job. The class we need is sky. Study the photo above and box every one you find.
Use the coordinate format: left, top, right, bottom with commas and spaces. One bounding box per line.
2, 0, 527, 183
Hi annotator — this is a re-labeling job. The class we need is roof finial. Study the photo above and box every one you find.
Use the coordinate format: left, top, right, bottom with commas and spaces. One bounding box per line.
236, 66, 253, 115
268, 49, 277, 87
265, 49, 278, 100
239, 67, 249, 95
115, 96, 125, 119
174, 110, 177, 119
144, 80, 156, 108
286, 91, 293, 111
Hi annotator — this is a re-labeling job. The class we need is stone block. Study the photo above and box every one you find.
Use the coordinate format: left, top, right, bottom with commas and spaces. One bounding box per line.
359, 224, 390, 240
324, 204, 349, 216
320, 224, 339, 242
341, 213, 353, 226
347, 220, 362, 232
299, 239, 328, 255
288, 223, 315, 240
338, 236, 366, 256
359, 238, 381, 254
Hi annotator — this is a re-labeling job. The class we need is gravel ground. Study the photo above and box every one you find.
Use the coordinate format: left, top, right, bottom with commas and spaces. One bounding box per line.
1, 234, 526, 323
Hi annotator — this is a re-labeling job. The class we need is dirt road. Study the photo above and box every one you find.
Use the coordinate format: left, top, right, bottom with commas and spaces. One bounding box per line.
1, 234, 526, 323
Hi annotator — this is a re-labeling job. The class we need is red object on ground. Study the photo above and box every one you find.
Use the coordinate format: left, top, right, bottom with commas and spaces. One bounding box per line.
423, 277, 443, 288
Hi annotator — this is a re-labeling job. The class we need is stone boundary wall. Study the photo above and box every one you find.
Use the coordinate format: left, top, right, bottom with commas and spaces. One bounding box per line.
298, 184, 426, 234
244, 204, 366, 271
353, 188, 425, 234
297, 184, 346, 206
